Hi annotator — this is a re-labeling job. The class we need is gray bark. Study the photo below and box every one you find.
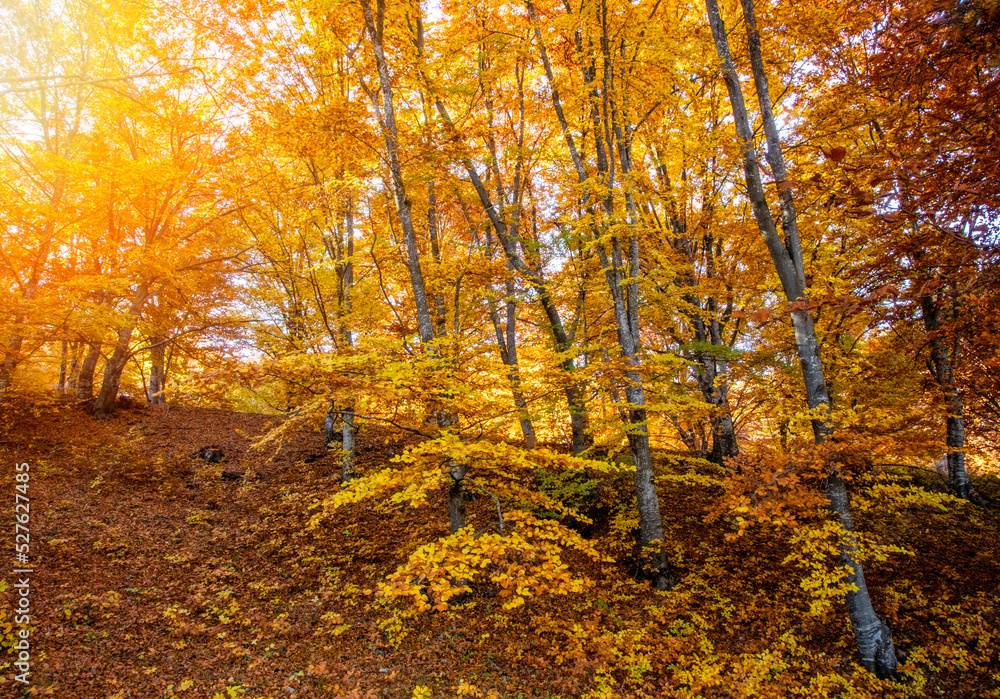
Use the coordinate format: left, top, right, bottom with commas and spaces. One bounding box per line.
487, 279, 537, 449
342, 411, 356, 484
427, 182, 448, 338
58, 339, 68, 393
706, 0, 832, 436
650, 151, 740, 462
430, 78, 589, 454
341, 200, 357, 485
361, 0, 436, 347
325, 407, 356, 484
707, 0, 898, 675
826, 474, 899, 678
362, 0, 465, 531
688, 311, 740, 463
67, 340, 81, 392
526, 0, 673, 588
93, 282, 150, 415
148, 337, 166, 404
76, 342, 102, 400
322, 195, 358, 486
920, 293, 970, 498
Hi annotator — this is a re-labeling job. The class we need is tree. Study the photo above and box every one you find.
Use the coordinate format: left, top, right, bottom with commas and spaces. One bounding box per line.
703, 0, 899, 676
359, 0, 470, 533
522, 0, 680, 588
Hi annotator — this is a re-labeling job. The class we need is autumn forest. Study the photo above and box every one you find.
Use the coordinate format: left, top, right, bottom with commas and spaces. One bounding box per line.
1, 0, 999, 696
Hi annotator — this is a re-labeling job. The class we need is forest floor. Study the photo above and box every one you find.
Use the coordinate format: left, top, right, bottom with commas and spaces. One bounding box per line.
1, 399, 999, 699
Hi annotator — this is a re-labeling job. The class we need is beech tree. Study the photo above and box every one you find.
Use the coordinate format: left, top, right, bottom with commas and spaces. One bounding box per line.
704, 0, 899, 676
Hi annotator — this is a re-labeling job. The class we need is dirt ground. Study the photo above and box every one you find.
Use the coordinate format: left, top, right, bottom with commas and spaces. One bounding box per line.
1, 399, 998, 699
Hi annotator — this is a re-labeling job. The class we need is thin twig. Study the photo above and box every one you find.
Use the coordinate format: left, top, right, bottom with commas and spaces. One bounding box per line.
465, 476, 504, 533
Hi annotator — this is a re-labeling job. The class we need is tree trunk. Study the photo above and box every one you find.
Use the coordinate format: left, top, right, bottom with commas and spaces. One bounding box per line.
921, 293, 970, 498
362, 0, 465, 532
525, 0, 673, 587
325, 406, 356, 484
429, 59, 589, 455
148, 337, 166, 404
67, 340, 82, 392
0, 313, 30, 398
77, 343, 102, 400
341, 410, 356, 484
58, 339, 68, 394
826, 474, 899, 678
0, 205, 55, 401
625, 380, 675, 590
690, 318, 740, 463
707, 0, 898, 675
710, 414, 739, 464
93, 283, 150, 415
487, 281, 537, 449
945, 392, 969, 498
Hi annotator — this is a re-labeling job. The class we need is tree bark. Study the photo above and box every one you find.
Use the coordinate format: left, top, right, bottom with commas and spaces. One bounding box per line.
487, 280, 537, 449
826, 474, 899, 678
688, 313, 740, 463
707, 0, 898, 675
921, 293, 970, 498
431, 74, 589, 454
93, 282, 150, 415
325, 406, 356, 484
0, 193, 57, 401
77, 342, 102, 400
341, 410, 356, 484
526, 0, 673, 588
362, 0, 465, 531
148, 337, 166, 404
58, 339, 68, 394
67, 340, 82, 393
340, 199, 357, 485
0, 289, 36, 398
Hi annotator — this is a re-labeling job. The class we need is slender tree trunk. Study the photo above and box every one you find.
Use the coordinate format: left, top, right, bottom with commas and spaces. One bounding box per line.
93, 283, 150, 415
340, 200, 357, 484
58, 339, 68, 394
654, 151, 740, 460
707, 0, 898, 676
487, 284, 537, 449
362, 0, 465, 531
427, 182, 448, 338
325, 406, 357, 484
341, 411, 356, 483
0, 288, 37, 398
0, 203, 56, 401
323, 205, 358, 485
524, 0, 673, 587
77, 343, 102, 400
148, 337, 166, 404
430, 51, 590, 455
945, 392, 969, 496
920, 293, 970, 498
0, 332, 22, 397
689, 315, 740, 462
67, 340, 81, 392
825, 475, 898, 677
546, 0, 663, 573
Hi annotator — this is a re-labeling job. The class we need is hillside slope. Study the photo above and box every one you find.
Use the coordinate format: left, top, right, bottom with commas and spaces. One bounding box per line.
1, 400, 998, 698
